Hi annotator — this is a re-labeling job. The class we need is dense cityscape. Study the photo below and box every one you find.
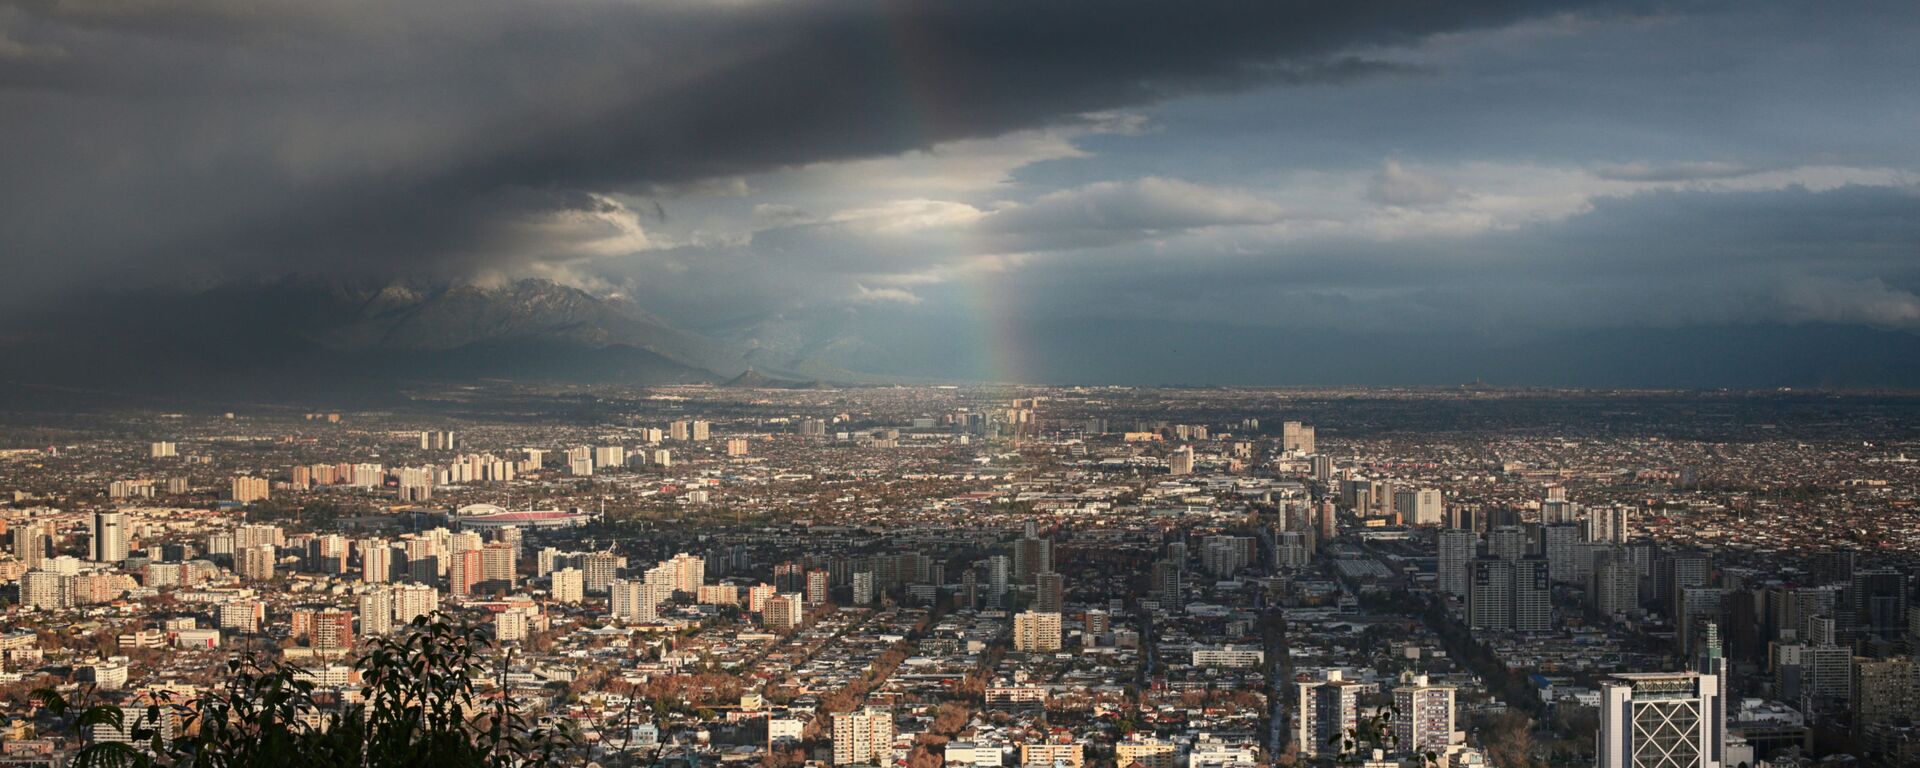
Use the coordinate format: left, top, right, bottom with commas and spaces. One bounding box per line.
1, 386, 1916, 767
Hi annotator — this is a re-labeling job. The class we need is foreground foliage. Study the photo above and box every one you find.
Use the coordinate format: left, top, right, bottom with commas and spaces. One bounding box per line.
36, 614, 573, 768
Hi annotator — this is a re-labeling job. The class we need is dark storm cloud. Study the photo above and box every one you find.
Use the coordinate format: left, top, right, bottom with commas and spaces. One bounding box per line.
0, 0, 1616, 303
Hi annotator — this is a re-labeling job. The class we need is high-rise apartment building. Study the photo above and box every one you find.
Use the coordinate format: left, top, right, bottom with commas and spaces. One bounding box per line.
806, 569, 831, 606
1468, 557, 1551, 633
550, 568, 584, 604
1013, 611, 1063, 652
764, 592, 805, 631
360, 538, 392, 583
1167, 446, 1194, 475
1436, 530, 1477, 598
13, 521, 49, 571
1033, 571, 1065, 613
1392, 675, 1458, 757
1588, 506, 1634, 544
238, 544, 276, 581
831, 708, 893, 766
1014, 525, 1053, 582
230, 475, 271, 503
1295, 670, 1361, 758
1281, 421, 1316, 455
1394, 488, 1444, 526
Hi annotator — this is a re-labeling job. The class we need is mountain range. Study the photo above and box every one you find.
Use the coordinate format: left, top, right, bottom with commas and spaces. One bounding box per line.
6, 277, 1920, 402
0, 278, 859, 400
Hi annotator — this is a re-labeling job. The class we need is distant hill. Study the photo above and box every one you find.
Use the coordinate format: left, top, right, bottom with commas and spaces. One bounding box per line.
0, 277, 862, 400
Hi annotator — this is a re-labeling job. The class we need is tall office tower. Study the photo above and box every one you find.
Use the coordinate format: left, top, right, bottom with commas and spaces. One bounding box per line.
359, 587, 395, 636
1587, 506, 1634, 544
13, 521, 49, 570
1311, 455, 1333, 483
1598, 673, 1723, 768
1767, 584, 1842, 642
1013, 611, 1063, 652
1660, 554, 1713, 616
1696, 624, 1730, 766
1769, 640, 1850, 705
1295, 670, 1361, 758
1034, 572, 1065, 613
90, 511, 128, 563
1541, 524, 1587, 585
1810, 550, 1856, 586
1167, 445, 1194, 475
150, 441, 177, 458
1852, 657, 1916, 736
763, 592, 805, 630
987, 555, 1010, 608
582, 552, 621, 593
481, 542, 517, 588
1014, 525, 1053, 582
610, 578, 661, 622
1468, 558, 1551, 633
669, 420, 691, 441
238, 544, 276, 581
1675, 587, 1726, 656
1392, 675, 1458, 757
360, 538, 392, 583
1850, 568, 1909, 637
550, 568, 584, 604
805, 569, 831, 606
1281, 421, 1316, 455
852, 571, 875, 605
1392, 488, 1444, 526
1436, 530, 1477, 598
229, 475, 271, 503
831, 708, 893, 766
1487, 526, 1528, 561
1317, 501, 1338, 541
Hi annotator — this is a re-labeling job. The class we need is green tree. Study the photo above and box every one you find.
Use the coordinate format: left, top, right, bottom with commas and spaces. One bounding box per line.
35, 614, 573, 768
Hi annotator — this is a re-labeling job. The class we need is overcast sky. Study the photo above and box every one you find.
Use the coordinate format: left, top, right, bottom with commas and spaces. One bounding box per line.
3, 0, 1917, 384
